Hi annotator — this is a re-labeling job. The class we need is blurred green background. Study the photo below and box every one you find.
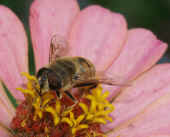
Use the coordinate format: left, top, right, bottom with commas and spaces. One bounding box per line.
0, 0, 170, 66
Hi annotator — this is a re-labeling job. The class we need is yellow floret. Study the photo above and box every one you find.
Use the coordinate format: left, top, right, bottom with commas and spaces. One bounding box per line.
61, 112, 88, 135
87, 132, 107, 137
45, 100, 61, 125
16, 88, 35, 98
21, 72, 40, 90
17, 73, 114, 137
79, 85, 114, 125
17, 73, 57, 121
21, 119, 27, 127
61, 85, 114, 136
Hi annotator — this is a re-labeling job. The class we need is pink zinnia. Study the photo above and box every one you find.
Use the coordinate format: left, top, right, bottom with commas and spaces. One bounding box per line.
0, 0, 169, 137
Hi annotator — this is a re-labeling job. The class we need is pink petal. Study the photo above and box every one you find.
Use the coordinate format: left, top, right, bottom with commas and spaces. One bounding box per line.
108, 91, 170, 137
68, 5, 127, 71
149, 135, 170, 137
0, 6, 28, 99
104, 64, 170, 131
30, 0, 80, 69
0, 126, 11, 137
0, 52, 24, 99
0, 6, 28, 73
0, 83, 15, 117
0, 95, 15, 127
105, 28, 167, 98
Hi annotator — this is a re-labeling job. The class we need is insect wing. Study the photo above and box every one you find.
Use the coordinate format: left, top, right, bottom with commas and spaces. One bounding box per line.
72, 73, 130, 88
97, 77, 130, 86
49, 34, 69, 64
96, 71, 130, 87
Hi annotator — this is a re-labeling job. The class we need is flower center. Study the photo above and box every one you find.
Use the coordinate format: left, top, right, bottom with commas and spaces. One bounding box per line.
10, 73, 114, 137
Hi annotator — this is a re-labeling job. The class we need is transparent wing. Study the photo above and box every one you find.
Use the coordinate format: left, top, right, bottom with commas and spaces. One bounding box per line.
97, 77, 130, 86
96, 71, 130, 87
49, 34, 69, 64
72, 72, 130, 88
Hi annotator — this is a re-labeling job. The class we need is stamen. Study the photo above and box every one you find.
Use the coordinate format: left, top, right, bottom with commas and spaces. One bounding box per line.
79, 87, 114, 125
45, 101, 61, 125
64, 112, 88, 135
11, 73, 114, 137
21, 119, 26, 127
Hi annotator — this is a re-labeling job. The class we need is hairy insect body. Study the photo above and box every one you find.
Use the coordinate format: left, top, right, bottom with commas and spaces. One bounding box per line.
50, 57, 95, 90
36, 35, 125, 102
37, 57, 96, 99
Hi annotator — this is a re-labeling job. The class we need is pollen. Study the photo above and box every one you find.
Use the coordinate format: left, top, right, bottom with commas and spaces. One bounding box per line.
10, 73, 114, 137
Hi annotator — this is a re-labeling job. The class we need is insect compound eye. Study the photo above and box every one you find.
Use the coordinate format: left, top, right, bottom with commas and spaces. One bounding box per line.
41, 76, 46, 81
38, 76, 47, 89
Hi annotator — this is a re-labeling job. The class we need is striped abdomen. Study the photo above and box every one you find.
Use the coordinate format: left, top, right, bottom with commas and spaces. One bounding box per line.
49, 57, 96, 90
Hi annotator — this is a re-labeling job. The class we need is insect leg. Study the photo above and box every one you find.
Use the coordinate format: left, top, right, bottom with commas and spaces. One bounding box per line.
73, 79, 99, 88
56, 90, 62, 99
64, 90, 77, 102
72, 79, 99, 98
